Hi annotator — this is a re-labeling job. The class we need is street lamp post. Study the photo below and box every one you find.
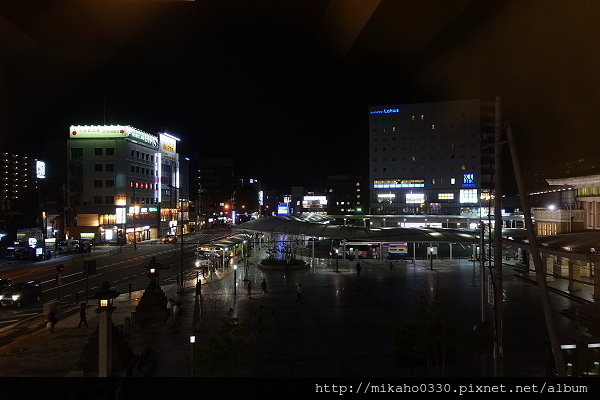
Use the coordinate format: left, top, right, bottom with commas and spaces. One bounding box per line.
190, 335, 196, 376
233, 264, 237, 297
93, 282, 119, 378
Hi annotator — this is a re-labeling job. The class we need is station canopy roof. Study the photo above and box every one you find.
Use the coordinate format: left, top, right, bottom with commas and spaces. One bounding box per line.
206, 233, 252, 249
234, 214, 479, 244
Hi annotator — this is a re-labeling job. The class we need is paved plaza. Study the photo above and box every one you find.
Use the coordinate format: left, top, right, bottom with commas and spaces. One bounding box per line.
0, 244, 593, 377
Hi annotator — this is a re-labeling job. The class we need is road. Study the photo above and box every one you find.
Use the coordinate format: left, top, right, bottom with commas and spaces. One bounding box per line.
0, 230, 231, 330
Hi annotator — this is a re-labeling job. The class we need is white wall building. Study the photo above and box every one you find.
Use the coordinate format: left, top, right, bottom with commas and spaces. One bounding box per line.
67, 125, 161, 243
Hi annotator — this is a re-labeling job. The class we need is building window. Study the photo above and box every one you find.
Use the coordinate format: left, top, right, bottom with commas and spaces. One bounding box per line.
460, 165, 466, 170
131, 165, 135, 172
94, 148, 102, 156
105, 196, 114, 204
151, 155, 154, 162
431, 124, 435, 130
94, 164, 103, 172
106, 180, 115, 188
94, 180, 103, 188
106, 164, 114, 172
438, 193, 454, 200
71, 148, 83, 160
136, 166, 140, 173
131, 150, 135, 157
136, 151, 140, 158
93, 196, 102, 204
459, 189, 478, 203
451, 178, 456, 185
106, 148, 114, 156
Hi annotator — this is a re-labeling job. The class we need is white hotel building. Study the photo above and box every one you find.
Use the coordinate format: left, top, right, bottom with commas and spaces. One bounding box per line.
66, 125, 184, 244
369, 99, 492, 217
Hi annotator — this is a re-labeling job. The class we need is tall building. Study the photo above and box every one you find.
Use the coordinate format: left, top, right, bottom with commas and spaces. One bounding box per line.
369, 99, 491, 216
158, 133, 189, 236
67, 125, 162, 243
197, 158, 234, 226
0, 152, 46, 238
290, 186, 304, 214
326, 175, 366, 215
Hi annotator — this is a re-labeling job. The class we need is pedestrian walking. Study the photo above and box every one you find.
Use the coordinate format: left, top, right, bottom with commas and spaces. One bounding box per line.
296, 283, 303, 303
260, 279, 268, 294
78, 303, 88, 328
195, 280, 202, 298
356, 262, 362, 278
165, 298, 174, 322
172, 302, 181, 327
247, 280, 252, 298
47, 310, 58, 333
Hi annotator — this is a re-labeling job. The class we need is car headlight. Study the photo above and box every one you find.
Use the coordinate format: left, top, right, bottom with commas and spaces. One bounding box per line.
0, 295, 4, 300
11, 294, 19, 301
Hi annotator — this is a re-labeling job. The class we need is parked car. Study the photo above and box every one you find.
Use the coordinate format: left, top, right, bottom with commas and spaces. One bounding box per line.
4, 246, 29, 260
161, 235, 178, 243
0, 280, 42, 308
57, 240, 79, 254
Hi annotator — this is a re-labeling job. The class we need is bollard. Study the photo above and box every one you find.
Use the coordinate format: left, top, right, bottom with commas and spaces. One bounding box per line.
130, 311, 136, 333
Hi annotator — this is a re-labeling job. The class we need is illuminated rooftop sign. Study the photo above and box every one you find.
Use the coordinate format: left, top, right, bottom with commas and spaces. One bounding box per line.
69, 125, 159, 148
36, 160, 46, 179
373, 179, 425, 189
370, 108, 400, 115
159, 133, 178, 154
462, 173, 475, 188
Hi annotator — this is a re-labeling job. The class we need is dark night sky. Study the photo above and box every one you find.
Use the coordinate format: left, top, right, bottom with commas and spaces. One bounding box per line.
1, 0, 599, 193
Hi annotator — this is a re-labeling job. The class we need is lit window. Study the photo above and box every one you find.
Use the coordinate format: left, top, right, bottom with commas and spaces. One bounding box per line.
432, 179, 436, 185
420, 114, 424, 120
431, 124, 435, 130
392, 126, 396, 132
460, 165, 466, 170
411, 156, 416, 161
451, 178, 456, 185
459, 189, 478, 203
438, 193, 454, 200
355, 182, 360, 186
356, 195, 361, 198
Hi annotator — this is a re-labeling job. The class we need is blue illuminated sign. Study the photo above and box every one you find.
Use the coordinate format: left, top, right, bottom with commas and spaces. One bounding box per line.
277, 204, 289, 215
462, 173, 475, 188
370, 108, 400, 115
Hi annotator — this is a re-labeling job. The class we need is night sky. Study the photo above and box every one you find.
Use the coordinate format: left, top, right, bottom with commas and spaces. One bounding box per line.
1, 0, 599, 193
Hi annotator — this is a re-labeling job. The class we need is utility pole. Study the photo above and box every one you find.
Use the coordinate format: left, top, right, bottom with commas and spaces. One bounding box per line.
180, 197, 185, 293
506, 121, 566, 376
493, 96, 504, 376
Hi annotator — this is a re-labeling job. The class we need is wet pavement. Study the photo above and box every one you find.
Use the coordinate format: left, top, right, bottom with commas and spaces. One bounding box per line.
0, 244, 595, 377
